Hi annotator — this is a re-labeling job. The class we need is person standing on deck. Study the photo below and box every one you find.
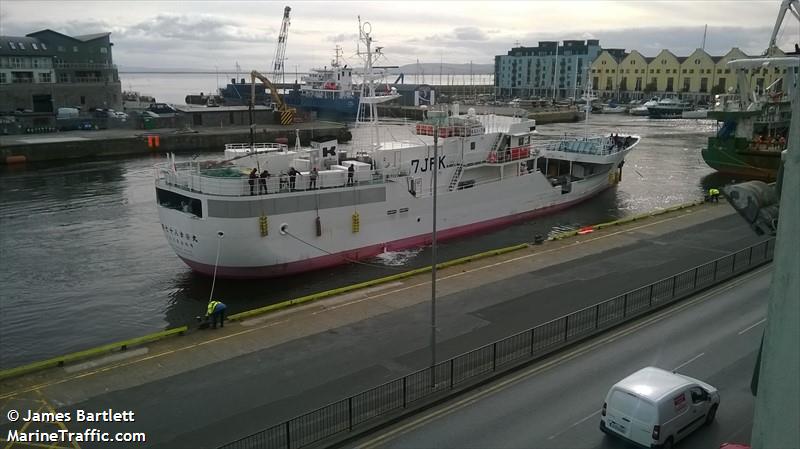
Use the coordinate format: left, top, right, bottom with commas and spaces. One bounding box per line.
248, 168, 258, 195
309, 167, 319, 190
259, 169, 270, 194
288, 167, 301, 190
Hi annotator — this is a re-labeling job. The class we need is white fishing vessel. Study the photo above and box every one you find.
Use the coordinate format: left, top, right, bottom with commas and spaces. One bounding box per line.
153, 19, 640, 278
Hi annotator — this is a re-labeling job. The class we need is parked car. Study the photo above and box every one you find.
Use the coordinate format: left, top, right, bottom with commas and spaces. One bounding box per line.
600, 367, 720, 449
57, 107, 80, 119
147, 103, 177, 115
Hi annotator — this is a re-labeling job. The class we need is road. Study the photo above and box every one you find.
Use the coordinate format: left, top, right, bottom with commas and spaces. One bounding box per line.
355, 267, 769, 449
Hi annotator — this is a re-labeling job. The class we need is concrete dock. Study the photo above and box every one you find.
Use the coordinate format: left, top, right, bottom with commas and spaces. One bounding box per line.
0, 121, 351, 164
0, 203, 767, 448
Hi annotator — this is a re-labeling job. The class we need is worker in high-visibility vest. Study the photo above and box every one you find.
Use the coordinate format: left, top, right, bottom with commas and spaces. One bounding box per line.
708, 188, 721, 203
206, 300, 227, 329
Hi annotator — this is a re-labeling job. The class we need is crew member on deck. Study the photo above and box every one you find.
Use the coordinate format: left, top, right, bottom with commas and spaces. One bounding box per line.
347, 164, 355, 186
309, 167, 319, 190
248, 168, 258, 195
288, 167, 301, 190
259, 169, 270, 194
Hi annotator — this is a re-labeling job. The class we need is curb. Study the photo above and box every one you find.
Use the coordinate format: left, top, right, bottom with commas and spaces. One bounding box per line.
0, 326, 188, 381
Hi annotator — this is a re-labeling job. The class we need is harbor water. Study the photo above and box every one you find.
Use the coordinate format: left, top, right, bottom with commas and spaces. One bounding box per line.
0, 114, 735, 369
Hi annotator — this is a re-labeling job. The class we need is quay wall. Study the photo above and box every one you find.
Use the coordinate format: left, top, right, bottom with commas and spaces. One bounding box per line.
0, 124, 352, 164
377, 105, 583, 124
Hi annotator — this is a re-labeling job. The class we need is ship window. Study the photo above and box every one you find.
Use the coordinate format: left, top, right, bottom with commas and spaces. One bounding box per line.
518, 137, 525, 146
470, 141, 476, 150
156, 188, 203, 218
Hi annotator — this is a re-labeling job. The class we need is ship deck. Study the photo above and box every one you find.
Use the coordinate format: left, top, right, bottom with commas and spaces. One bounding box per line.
0, 202, 768, 448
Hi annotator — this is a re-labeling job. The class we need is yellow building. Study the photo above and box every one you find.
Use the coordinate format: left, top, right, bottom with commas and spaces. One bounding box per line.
590, 50, 625, 98
712, 48, 748, 95
590, 46, 792, 103
646, 50, 683, 94
616, 50, 650, 99
679, 49, 717, 101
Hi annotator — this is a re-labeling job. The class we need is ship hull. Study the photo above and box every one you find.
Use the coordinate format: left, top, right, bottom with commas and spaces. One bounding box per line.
174, 184, 608, 278
157, 161, 622, 279
702, 137, 780, 180
285, 93, 360, 121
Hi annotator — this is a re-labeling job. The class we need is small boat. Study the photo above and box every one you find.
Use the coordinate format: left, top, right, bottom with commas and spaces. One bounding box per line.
629, 97, 659, 116
647, 97, 692, 119
602, 102, 627, 114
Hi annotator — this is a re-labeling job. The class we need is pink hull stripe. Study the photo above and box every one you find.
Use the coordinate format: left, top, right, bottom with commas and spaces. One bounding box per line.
181, 186, 610, 279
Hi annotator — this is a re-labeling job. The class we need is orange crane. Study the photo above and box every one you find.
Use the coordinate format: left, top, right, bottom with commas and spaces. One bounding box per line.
250, 70, 295, 125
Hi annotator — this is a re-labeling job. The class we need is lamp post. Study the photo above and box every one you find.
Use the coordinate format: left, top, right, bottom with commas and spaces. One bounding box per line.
431, 123, 439, 370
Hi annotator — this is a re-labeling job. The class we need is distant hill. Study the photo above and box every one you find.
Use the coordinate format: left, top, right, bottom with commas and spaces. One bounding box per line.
391, 62, 494, 75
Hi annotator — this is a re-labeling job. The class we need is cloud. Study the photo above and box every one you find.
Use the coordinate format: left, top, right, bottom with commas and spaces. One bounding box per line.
326, 33, 358, 43
453, 27, 487, 41
122, 14, 273, 43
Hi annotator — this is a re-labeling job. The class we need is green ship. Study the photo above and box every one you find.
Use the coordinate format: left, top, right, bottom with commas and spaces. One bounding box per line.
703, 97, 790, 180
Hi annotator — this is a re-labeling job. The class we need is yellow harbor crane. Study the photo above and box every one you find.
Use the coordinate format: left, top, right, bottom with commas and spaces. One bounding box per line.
250, 70, 295, 125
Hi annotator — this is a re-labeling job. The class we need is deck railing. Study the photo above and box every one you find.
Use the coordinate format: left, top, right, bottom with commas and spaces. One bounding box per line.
536, 135, 635, 156
155, 163, 393, 197
217, 238, 774, 449
225, 143, 289, 152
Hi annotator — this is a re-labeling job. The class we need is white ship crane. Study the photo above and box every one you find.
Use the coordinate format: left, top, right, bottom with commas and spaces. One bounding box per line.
271, 6, 291, 86
768, 0, 800, 53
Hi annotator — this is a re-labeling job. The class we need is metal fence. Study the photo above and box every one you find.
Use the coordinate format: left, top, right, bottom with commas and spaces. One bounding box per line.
218, 239, 774, 449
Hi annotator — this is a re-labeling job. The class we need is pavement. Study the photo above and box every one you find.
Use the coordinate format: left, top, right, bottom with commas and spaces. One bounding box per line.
0, 203, 767, 449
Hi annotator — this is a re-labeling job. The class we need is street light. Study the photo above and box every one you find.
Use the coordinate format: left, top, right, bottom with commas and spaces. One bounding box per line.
431, 121, 439, 370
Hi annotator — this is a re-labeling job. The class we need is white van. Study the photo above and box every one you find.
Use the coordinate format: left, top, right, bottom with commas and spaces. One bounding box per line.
600, 367, 720, 448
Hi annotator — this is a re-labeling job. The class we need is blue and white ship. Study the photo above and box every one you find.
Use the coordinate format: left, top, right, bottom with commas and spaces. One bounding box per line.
285, 49, 362, 121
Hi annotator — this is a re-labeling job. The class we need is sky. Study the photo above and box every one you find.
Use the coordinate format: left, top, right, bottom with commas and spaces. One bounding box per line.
1, 1, 799, 73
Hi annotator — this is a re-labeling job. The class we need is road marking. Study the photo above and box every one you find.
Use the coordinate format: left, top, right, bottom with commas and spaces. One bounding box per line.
547, 409, 601, 440
356, 266, 770, 448
738, 318, 767, 335
673, 353, 705, 371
